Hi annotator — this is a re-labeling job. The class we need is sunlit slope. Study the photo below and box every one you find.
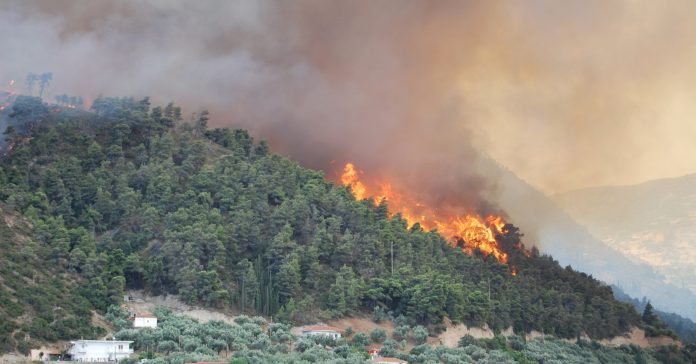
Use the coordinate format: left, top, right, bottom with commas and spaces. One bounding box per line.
555, 174, 696, 301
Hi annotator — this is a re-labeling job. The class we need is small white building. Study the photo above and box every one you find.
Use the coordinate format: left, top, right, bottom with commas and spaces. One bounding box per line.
301, 325, 342, 339
133, 312, 158, 328
68, 340, 133, 362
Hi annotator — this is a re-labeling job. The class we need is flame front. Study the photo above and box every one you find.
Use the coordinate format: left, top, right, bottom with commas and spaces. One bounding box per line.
341, 163, 367, 200
340, 162, 509, 264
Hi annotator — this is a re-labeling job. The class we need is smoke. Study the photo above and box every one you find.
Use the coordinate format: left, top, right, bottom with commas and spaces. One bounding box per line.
2, 0, 696, 202
7, 1, 696, 318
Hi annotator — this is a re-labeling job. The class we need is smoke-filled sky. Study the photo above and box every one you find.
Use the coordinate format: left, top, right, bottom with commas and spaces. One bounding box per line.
3, 0, 696, 195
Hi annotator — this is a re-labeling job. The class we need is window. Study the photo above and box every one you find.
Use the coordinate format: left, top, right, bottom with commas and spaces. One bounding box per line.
118, 345, 123, 351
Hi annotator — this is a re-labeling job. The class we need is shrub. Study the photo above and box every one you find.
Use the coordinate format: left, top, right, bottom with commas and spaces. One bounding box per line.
105, 305, 131, 330
412, 325, 428, 344
508, 335, 526, 351
351, 333, 370, 347
157, 340, 179, 353
458, 334, 478, 348
380, 339, 399, 357
182, 337, 202, 352
393, 325, 410, 341
294, 337, 315, 352
370, 328, 386, 343
234, 315, 251, 325
372, 306, 386, 323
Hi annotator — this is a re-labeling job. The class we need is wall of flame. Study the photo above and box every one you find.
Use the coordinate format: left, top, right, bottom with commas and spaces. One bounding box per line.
340, 162, 509, 263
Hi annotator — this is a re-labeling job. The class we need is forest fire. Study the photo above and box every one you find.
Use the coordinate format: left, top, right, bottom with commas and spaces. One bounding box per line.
0, 89, 17, 111
340, 162, 510, 263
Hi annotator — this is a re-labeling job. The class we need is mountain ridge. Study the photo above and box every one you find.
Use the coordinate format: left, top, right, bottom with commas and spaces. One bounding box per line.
476, 157, 696, 321
553, 172, 696, 304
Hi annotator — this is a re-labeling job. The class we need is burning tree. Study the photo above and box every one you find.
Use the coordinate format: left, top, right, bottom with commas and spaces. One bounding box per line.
339, 162, 528, 265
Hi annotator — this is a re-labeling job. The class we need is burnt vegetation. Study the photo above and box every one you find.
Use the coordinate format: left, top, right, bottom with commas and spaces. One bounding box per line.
0, 96, 693, 362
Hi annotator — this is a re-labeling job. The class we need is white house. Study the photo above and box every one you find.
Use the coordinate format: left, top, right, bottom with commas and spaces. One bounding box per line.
300, 325, 342, 339
68, 340, 133, 362
133, 312, 158, 328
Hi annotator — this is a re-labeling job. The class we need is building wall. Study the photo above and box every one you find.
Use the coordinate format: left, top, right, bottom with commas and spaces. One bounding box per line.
29, 349, 60, 361
134, 317, 157, 328
303, 331, 341, 339
69, 341, 133, 362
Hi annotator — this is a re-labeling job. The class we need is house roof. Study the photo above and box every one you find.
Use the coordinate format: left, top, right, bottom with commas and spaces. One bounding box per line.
134, 312, 156, 318
366, 344, 383, 351
70, 340, 133, 344
301, 325, 342, 333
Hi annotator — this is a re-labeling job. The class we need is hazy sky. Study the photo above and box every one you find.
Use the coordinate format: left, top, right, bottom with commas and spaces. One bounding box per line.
2, 0, 696, 195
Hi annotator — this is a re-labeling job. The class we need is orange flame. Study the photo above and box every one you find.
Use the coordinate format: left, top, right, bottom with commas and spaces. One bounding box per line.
339, 162, 510, 264
341, 163, 367, 200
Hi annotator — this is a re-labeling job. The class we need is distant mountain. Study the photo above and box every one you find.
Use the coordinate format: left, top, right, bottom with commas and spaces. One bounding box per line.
554, 174, 696, 309
476, 158, 696, 321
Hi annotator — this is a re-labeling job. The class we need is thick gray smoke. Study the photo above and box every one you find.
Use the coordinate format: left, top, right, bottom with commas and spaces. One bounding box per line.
2, 0, 696, 200
6, 0, 696, 319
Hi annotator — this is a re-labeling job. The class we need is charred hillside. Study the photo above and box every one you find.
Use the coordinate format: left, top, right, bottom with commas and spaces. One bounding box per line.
0, 96, 684, 356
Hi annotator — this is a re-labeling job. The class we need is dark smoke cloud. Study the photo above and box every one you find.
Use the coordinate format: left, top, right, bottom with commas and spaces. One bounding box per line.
2, 0, 696, 205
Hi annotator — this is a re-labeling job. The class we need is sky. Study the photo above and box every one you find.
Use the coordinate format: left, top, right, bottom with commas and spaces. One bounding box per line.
2, 0, 696, 195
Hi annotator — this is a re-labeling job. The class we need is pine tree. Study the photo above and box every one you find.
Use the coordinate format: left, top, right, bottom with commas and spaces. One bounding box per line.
642, 302, 658, 325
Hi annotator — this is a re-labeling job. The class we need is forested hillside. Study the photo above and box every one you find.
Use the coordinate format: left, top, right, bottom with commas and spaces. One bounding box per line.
0, 204, 104, 353
0, 96, 688, 359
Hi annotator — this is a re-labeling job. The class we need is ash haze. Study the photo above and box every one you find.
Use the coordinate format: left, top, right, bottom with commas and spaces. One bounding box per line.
2, 0, 696, 197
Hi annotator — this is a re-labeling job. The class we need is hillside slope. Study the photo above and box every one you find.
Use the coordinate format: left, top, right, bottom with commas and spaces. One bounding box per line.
612, 285, 696, 344
0, 205, 103, 354
554, 174, 696, 298
0, 95, 684, 358
476, 158, 696, 321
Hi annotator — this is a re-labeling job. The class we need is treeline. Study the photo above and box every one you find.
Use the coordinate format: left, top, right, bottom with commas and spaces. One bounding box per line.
613, 285, 696, 343
0, 95, 671, 349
